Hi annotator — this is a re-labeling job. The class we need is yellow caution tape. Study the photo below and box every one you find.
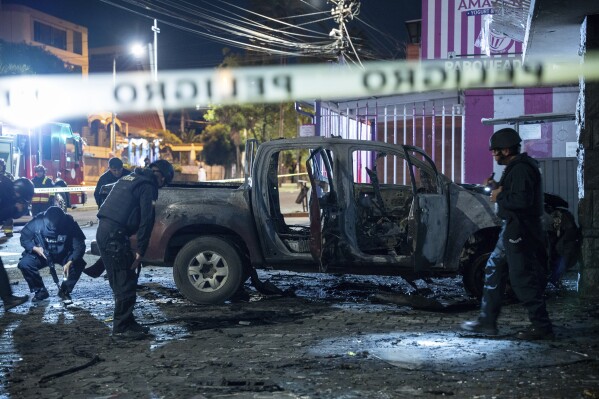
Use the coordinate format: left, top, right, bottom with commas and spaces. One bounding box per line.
1, 54, 598, 125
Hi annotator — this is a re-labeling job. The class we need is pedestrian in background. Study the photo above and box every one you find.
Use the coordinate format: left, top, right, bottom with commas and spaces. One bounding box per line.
96, 160, 173, 340
31, 164, 55, 216
461, 128, 553, 340
0, 176, 34, 310
198, 163, 207, 182
94, 157, 131, 209
18, 206, 86, 302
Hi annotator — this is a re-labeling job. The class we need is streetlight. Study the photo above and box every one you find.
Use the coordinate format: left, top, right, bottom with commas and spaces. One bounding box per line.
131, 42, 157, 82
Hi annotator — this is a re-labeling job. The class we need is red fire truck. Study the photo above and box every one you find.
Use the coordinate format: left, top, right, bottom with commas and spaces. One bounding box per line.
0, 121, 87, 208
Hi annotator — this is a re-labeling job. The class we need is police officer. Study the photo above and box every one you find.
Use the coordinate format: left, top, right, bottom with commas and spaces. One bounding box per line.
1, 159, 15, 237
96, 160, 173, 339
461, 128, 553, 340
93, 157, 131, 209
0, 158, 14, 180
0, 176, 34, 310
31, 164, 55, 216
18, 206, 86, 302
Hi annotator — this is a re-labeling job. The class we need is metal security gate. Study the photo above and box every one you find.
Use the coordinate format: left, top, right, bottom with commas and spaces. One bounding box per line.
316, 96, 465, 183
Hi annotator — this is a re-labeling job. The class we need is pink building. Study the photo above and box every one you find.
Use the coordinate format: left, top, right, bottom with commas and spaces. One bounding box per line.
421, 0, 578, 185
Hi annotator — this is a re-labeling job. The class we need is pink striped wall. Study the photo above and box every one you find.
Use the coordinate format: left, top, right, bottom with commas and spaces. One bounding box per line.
464, 89, 494, 183
524, 88, 553, 158
422, 0, 523, 60
464, 88, 557, 183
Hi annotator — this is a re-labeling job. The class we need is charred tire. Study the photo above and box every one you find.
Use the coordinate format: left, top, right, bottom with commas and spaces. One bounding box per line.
461, 232, 497, 299
462, 251, 491, 299
173, 236, 244, 304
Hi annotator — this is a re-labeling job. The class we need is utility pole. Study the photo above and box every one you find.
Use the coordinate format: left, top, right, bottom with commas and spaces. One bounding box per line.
328, 0, 361, 64
111, 56, 116, 154
151, 19, 160, 82
151, 19, 166, 131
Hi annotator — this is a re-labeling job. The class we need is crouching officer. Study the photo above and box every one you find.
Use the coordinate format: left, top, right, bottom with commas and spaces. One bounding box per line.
96, 160, 173, 340
1, 177, 34, 310
18, 206, 87, 302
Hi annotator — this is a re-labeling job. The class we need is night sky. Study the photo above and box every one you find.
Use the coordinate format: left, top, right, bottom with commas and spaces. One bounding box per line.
4, 0, 421, 71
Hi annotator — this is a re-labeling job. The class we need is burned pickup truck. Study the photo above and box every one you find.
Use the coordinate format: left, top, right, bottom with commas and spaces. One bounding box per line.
95, 137, 513, 304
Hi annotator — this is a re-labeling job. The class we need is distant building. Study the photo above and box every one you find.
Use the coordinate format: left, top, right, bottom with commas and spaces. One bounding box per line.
0, 3, 89, 75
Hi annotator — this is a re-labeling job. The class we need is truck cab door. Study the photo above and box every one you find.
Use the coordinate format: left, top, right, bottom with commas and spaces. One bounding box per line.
403, 145, 448, 271
306, 148, 335, 271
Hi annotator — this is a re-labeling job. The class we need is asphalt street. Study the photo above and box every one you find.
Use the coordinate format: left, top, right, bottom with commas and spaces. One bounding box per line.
0, 205, 597, 398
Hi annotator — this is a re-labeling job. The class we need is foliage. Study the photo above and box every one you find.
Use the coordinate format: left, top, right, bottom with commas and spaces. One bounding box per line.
146, 129, 183, 145
178, 129, 203, 144
0, 40, 75, 75
201, 123, 234, 167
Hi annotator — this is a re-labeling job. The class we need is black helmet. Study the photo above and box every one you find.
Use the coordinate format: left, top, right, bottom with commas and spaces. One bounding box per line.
43, 206, 65, 232
149, 160, 174, 184
34, 164, 46, 173
108, 157, 124, 168
13, 178, 34, 202
489, 128, 522, 150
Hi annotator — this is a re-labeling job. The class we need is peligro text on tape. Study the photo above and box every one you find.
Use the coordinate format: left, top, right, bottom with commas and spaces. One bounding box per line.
1, 54, 599, 126
34, 186, 95, 194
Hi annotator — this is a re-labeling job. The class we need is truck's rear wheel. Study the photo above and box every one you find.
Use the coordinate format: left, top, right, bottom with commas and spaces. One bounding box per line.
173, 236, 244, 304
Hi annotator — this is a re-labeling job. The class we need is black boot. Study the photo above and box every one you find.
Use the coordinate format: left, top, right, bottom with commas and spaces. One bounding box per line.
32, 288, 49, 302
58, 283, 72, 301
3, 295, 28, 310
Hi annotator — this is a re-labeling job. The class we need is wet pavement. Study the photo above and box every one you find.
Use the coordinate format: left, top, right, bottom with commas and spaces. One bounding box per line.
0, 206, 598, 398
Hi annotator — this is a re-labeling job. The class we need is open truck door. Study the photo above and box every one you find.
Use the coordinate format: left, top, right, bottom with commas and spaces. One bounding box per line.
306, 147, 335, 272
403, 145, 448, 271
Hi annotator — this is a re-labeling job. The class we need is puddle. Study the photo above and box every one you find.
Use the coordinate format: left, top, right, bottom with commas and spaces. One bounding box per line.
311, 332, 591, 371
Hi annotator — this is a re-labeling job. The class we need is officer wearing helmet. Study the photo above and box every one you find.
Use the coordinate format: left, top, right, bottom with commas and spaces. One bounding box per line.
31, 164, 55, 216
0, 176, 34, 310
96, 159, 174, 340
17, 206, 86, 302
462, 127, 553, 340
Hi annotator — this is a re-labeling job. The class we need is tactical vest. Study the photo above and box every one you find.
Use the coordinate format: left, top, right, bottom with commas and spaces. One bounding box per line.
498, 153, 544, 219
97, 172, 156, 234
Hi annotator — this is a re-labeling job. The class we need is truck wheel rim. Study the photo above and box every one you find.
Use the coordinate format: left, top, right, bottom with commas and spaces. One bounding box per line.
186, 250, 229, 293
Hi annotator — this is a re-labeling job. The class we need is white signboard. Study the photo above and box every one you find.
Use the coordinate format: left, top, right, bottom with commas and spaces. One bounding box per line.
519, 124, 542, 140
299, 124, 315, 137
565, 141, 578, 157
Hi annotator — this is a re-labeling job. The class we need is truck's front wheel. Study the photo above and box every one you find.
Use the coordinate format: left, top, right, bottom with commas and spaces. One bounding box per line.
173, 236, 244, 304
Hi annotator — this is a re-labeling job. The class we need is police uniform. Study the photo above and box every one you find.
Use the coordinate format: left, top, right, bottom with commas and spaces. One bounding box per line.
18, 209, 86, 299
93, 167, 131, 208
480, 153, 552, 333
96, 168, 158, 335
0, 175, 25, 306
31, 174, 55, 216
1, 170, 15, 237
